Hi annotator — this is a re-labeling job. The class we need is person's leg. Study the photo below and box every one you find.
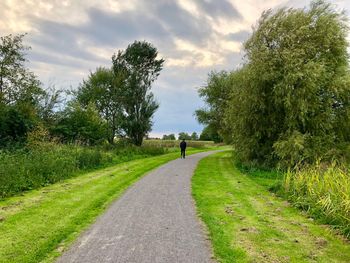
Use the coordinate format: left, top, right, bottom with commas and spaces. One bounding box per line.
183, 150, 186, 159
181, 149, 185, 158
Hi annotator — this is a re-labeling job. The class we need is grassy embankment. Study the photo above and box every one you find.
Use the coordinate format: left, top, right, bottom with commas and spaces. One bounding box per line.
192, 151, 350, 263
0, 146, 218, 263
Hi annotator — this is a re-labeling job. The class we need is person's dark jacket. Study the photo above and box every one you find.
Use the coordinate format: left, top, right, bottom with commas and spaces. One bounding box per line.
180, 141, 187, 150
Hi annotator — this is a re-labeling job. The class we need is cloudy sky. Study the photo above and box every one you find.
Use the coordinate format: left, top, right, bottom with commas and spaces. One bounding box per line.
1, 0, 349, 137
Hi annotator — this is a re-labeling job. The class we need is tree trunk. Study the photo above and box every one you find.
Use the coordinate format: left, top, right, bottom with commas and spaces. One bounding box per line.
132, 131, 143, 146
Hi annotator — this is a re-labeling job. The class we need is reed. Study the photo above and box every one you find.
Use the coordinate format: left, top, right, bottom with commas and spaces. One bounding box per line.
282, 164, 350, 237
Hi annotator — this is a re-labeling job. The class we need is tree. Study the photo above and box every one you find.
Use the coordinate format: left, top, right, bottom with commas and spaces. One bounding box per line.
51, 102, 107, 145
0, 34, 43, 106
195, 71, 230, 143
112, 41, 164, 146
225, 0, 350, 167
0, 34, 44, 146
0, 103, 37, 146
199, 125, 222, 142
162, 134, 176, 140
38, 86, 64, 127
77, 67, 123, 144
190, 132, 199, 141
178, 132, 191, 140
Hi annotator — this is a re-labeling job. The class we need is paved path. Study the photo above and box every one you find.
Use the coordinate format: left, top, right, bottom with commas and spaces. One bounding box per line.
57, 151, 216, 263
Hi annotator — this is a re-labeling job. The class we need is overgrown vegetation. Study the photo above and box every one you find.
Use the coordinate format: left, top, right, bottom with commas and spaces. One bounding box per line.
282, 165, 350, 237
0, 141, 166, 198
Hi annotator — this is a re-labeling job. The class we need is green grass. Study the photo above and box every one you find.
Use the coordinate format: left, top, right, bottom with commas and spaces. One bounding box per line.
0, 148, 210, 263
192, 151, 350, 263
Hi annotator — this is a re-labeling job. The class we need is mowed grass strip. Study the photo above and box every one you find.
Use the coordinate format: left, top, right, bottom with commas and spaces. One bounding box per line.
192, 151, 350, 263
0, 149, 206, 263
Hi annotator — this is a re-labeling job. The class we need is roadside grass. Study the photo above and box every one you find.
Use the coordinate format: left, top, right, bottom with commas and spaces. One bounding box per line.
0, 143, 167, 198
192, 151, 350, 263
0, 148, 211, 263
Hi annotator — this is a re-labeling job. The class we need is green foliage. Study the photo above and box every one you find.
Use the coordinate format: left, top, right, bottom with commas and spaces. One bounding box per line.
112, 41, 164, 146
38, 86, 63, 126
224, 1, 350, 167
162, 133, 176, 140
51, 102, 107, 145
195, 71, 230, 143
76, 41, 164, 146
0, 103, 37, 146
199, 124, 222, 143
77, 67, 123, 144
0, 34, 43, 106
0, 34, 46, 146
178, 132, 191, 140
190, 132, 199, 140
0, 36, 163, 148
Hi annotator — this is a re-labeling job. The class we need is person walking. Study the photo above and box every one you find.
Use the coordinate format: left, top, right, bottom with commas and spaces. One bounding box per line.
180, 139, 187, 159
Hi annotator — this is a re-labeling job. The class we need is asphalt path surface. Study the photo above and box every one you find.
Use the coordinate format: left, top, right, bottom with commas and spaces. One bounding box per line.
57, 151, 216, 263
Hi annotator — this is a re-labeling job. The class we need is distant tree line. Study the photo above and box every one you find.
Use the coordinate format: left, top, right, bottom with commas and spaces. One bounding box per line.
162, 132, 200, 141
196, 1, 350, 168
0, 34, 163, 147
162, 134, 176, 140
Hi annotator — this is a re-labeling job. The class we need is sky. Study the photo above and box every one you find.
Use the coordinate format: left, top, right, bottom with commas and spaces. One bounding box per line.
1, 0, 349, 138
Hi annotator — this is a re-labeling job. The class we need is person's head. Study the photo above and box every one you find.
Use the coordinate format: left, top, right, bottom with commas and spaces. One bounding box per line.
182, 139, 185, 142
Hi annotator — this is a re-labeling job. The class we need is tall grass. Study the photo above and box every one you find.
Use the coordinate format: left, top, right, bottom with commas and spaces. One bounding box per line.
0, 143, 166, 198
282, 164, 350, 237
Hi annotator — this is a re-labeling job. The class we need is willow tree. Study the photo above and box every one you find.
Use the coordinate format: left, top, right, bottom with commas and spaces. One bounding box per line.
226, 0, 350, 167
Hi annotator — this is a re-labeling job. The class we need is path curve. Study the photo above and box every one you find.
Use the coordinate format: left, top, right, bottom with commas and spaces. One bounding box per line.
57, 151, 216, 263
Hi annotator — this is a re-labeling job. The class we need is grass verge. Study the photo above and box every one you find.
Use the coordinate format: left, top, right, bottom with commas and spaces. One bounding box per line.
0, 148, 211, 263
192, 151, 350, 263
0, 144, 167, 198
